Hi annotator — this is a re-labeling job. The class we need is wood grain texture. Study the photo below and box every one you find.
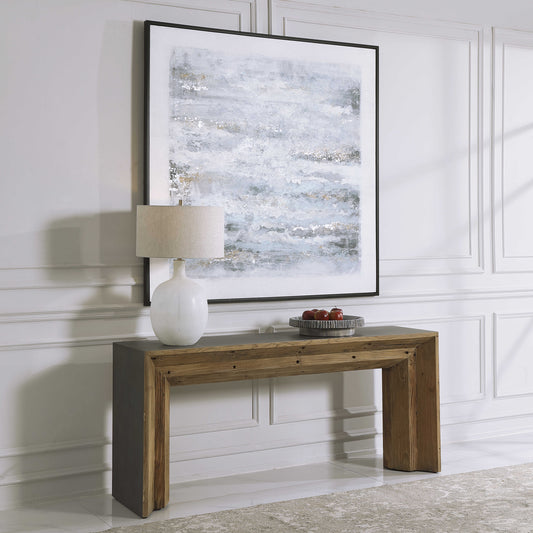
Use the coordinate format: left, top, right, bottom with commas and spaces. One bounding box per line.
142, 356, 155, 518
154, 371, 169, 510
113, 327, 440, 518
161, 348, 414, 386
382, 356, 417, 471
414, 336, 441, 472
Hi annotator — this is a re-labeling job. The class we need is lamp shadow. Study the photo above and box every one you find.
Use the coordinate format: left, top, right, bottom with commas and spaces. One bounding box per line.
12, 13, 146, 512
333, 368, 379, 465
15, 212, 139, 508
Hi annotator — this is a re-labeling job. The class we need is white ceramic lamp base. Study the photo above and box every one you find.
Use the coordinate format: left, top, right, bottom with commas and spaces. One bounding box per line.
150, 259, 208, 346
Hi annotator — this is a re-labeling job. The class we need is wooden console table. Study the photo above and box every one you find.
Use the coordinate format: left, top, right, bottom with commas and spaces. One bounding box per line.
112, 326, 440, 518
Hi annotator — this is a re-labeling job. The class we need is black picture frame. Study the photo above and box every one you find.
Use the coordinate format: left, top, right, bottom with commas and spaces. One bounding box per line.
143, 21, 379, 305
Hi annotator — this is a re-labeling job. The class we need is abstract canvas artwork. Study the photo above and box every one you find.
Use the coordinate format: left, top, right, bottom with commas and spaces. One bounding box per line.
145, 22, 378, 303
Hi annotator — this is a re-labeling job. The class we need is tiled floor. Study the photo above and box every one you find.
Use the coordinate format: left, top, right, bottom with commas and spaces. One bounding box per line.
1, 432, 533, 533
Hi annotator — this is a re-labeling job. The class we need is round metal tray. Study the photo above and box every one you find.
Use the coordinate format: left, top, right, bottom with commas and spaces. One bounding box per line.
289, 315, 365, 337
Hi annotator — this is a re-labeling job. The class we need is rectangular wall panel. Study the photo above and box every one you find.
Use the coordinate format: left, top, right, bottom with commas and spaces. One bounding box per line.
493, 29, 533, 272
271, 3, 484, 276
494, 313, 533, 397
436, 317, 485, 403
270, 371, 377, 424
394, 316, 485, 403
169, 381, 259, 435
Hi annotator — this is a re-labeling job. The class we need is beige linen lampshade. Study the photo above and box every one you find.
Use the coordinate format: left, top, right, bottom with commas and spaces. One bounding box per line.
135, 204, 224, 346
136, 205, 224, 259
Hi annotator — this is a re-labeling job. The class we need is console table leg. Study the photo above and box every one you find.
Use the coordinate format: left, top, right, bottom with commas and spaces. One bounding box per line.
382, 355, 417, 471
415, 337, 441, 472
382, 340, 441, 473
112, 347, 156, 518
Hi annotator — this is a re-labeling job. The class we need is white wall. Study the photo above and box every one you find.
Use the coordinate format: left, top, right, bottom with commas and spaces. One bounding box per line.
2, 0, 533, 509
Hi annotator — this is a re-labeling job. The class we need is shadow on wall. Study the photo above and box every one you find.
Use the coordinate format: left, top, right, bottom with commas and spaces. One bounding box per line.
16, 212, 141, 506
12, 12, 146, 506
334, 369, 380, 462
270, 367, 378, 465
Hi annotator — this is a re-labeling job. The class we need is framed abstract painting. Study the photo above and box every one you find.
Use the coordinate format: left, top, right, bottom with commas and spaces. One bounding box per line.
144, 21, 379, 304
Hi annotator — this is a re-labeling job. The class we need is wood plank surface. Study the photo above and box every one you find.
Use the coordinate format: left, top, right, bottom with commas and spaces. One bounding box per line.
119, 326, 436, 354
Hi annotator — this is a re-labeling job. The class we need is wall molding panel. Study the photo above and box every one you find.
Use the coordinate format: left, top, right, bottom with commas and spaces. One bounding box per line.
0, 310, 151, 351
169, 380, 260, 436
125, 0, 271, 32
493, 28, 533, 272
368, 315, 486, 405
270, 3, 485, 277
494, 312, 533, 398
0, 267, 144, 316
0, 265, 141, 290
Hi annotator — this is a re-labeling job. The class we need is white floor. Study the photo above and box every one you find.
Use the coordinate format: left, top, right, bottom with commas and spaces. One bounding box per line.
2, 432, 533, 533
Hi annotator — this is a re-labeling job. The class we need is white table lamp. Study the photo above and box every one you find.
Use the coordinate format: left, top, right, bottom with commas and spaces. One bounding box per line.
136, 205, 224, 345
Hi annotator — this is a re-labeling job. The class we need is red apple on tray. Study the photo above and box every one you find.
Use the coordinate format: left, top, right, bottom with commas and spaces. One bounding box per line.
314, 309, 330, 320
301, 308, 345, 321
329, 307, 344, 320
302, 309, 318, 320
